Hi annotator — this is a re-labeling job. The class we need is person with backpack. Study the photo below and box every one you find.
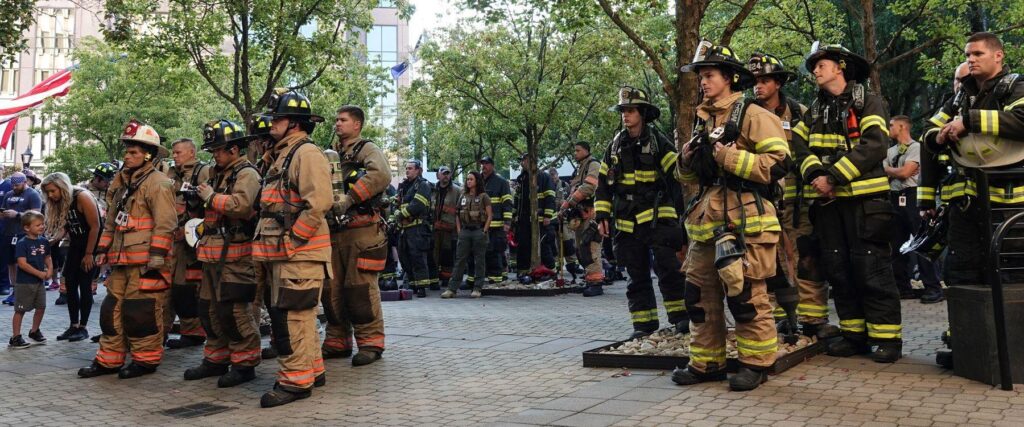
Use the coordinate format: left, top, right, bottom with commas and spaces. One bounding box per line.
789, 42, 902, 363
672, 43, 789, 391
560, 142, 605, 297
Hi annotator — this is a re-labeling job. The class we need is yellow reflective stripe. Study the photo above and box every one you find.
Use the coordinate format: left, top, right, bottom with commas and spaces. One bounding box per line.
809, 133, 845, 149
616, 219, 635, 233
595, 200, 612, 213
797, 303, 828, 317
620, 173, 636, 185
833, 156, 861, 181
635, 170, 658, 183
821, 176, 889, 197
988, 185, 1024, 204
630, 308, 658, 323
755, 137, 790, 156
736, 335, 778, 356
400, 206, 410, 217
502, 195, 513, 203
929, 111, 951, 127
689, 345, 727, 364
599, 162, 609, 175
635, 208, 654, 224
657, 206, 678, 219
859, 115, 889, 135
783, 186, 798, 199
1006, 97, 1024, 111
792, 122, 809, 140
542, 209, 555, 219
867, 323, 902, 339
917, 186, 936, 202
772, 307, 786, 317
941, 180, 977, 201
414, 193, 430, 205
979, 110, 999, 136
685, 214, 782, 242
732, 150, 756, 179
663, 299, 686, 313
839, 318, 866, 333
503, 212, 513, 219
800, 155, 823, 177
489, 220, 505, 228
660, 152, 678, 172
400, 219, 423, 228
675, 167, 697, 182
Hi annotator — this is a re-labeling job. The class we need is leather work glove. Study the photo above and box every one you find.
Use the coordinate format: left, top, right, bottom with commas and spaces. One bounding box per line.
146, 255, 165, 272
196, 183, 215, 203
334, 193, 354, 215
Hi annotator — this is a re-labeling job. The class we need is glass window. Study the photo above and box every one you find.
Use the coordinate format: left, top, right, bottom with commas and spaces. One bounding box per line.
0, 59, 18, 97
377, 0, 397, 8
367, 25, 400, 130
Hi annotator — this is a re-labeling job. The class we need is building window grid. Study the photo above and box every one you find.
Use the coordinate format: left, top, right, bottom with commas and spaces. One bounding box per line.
367, 25, 398, 129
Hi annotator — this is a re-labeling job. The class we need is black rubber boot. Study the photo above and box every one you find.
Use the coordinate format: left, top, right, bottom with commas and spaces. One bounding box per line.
314, 373, 326, 388
78, 361, 120, 378
671, 366, 726, 385
936, 349, 953, 369
729, 367, 768, 391
826, 338, 871, 357
815, 324, 841, 340
260, 387, 311, 408
184, 361, 229, 380
871, 342, 902, 363
217, 366, 256, 388
429, 281, 441, 291
581, 283, 603, 297
166, 335, 205, 349
262, 345, 278, 359
118, 362, 157, 379
627, 329, 655, 341
352, 350, 382, 366
415, 287, 427, 298
674, 321, 690, 335
322, 348, 353, 359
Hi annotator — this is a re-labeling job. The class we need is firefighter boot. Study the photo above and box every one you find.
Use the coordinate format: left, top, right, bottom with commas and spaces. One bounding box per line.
826, 338, 871, 357
872, 342, 902, 363
415, 287, 427, 298
322, 348, 353, 359
315, 373, 326, 387
812, 323, 841, 340
260, 386, 311, 408
262, 345, 278, 359
352, 350, 382, 366
118, 362, 157, 379
674, 321, 690, 335
78, 361, 120, 378
628, 329, 655, 340
729, 367, 768, 391
671, 366, 727, 386
936, 349, 953, 369
218, 366, 256, 388
167, 335, 205, 349
184, 360, 229, 380
581, 282, 604, 297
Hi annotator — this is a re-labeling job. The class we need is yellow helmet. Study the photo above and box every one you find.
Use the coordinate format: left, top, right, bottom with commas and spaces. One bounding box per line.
951, 133, 1024, 169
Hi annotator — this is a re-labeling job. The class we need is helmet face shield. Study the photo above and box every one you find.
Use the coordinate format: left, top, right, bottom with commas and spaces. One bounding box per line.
692, 39, 714, 64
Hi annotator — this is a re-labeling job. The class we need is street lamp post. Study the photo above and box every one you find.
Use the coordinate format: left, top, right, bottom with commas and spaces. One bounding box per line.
21, 147, 33, 169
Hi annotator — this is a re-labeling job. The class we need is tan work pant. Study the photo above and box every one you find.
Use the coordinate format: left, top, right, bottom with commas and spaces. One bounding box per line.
96, 266, 169, 368
199, 263, 260, 368
262, 260, 325, 392
165, 240, 205, 338
322, 226, 386, 353
685, 241, 778, 372
571, 217, 604, 283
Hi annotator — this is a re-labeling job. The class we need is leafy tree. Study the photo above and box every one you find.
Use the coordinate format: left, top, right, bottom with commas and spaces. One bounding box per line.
0, 0, 34, 66
42, 142, 110, 184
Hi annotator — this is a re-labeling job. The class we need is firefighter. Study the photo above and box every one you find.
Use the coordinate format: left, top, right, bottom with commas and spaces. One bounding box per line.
475, 157, 513, 286
514, 153, 556, 277
747, 52, 840, 339
165, 138, 210, 349
320, 105, 392, 367
560, 142, 605, 296
789, 42, 901, 363
379, 183, 400, 291
246, 114, 280, 361
671, 43, 788, 390
595, 86, 688, 339
919, 33, 1024, 367
181, 119, 261, 387
78, 119, 176, 379
252, 89, 333, 407
430, 166, 461, 290
393, 160, 433, 298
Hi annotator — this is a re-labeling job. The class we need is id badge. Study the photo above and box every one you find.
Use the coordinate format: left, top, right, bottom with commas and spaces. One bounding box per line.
898, 195, 907, 207
115, 211, 130, 227
10, 237, 16, 245
180, 182, 194, 192
781, 120, 791, 130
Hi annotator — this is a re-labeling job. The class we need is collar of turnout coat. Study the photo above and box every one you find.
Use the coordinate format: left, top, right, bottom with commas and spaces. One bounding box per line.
696, 92, 745, 121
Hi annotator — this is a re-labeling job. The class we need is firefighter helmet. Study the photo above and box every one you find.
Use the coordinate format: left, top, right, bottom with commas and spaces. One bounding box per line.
201, 119, 249, 152
950, 133, 1024, 169
681, 40, 755, 90
265, 88, 324, 123
747, 52, 797, 85
93, 162, 117, 181
608, 86, 661, 121
900, 204, 948, 260
805, 41, 870, 83
119, 119, 169, 159
251, 114, 273, 136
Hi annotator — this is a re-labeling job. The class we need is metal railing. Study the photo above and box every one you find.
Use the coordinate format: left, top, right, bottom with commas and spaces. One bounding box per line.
977, 170, 1017, 391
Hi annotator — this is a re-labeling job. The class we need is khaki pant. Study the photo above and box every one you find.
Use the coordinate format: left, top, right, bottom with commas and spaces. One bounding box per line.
165, 241, 205, 338
571, 217, 603, 283
778, 201, 829, 324
322, 226, 386, 353
684, 241, 777, 372
96, 266, 169, 368
199, 263, 260, 368
262, 260, 325, 392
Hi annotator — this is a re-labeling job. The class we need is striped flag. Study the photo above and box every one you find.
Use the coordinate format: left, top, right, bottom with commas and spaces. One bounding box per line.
0, 66, 74, 148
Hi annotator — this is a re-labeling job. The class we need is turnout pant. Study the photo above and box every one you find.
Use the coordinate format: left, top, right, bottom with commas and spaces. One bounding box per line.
322, 226, 387, 354
485, 226, 508, 283
429, 229, 456, 287
166, 245, 205, 339
685, 240, 778, 372
398, 224, 432, 289
811, 197, 901, 345
95, 266, 169, 368
199, 262, 260, 368
262, 260, 325, 392
447, 227, 488, 291
572, 218, 604, 283
514, 222, 556, 274
612, 220, 687, 331
776, 201, 830, 325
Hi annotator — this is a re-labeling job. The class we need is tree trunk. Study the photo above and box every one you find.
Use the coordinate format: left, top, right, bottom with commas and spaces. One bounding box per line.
526, 126, 541, 271
859, 0, 882, 94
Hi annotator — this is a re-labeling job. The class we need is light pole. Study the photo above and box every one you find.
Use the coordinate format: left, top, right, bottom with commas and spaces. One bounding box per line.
20, 146, 32, 169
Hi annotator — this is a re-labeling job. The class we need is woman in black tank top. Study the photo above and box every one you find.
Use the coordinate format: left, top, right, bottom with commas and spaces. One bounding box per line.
42, 173, 101, 342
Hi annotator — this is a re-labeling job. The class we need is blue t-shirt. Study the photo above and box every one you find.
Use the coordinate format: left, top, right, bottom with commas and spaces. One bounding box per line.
15, 236, 49, 284
1, 187, 42, 237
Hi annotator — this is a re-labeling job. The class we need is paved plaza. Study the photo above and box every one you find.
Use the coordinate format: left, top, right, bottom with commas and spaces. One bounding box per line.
0, 281, 1021, 426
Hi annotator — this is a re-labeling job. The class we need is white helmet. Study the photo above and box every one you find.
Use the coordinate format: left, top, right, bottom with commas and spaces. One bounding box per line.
119, 119, 170, 159
952, 134, 1024, 169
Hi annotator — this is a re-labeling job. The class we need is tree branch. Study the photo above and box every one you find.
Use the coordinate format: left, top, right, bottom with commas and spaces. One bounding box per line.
719, 0, 759, 45
878, 36, 947, 70
596, 0, 674, 103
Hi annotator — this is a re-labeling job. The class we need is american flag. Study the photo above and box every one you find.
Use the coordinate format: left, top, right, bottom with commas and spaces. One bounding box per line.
0, 66, 74, 149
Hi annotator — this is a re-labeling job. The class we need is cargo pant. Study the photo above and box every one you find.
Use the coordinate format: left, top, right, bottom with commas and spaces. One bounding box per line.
166, 240, 205, 339
398, 224, 432, 289
685, 240, 778, 372
262, 261, 325, 392
485, 227, 508, 283
322, 226, 387, 354
96, 266, 170, 368
571, 217, 604, 283
447, 227, 488, 291
612, 221, 687, 332
199, 262, 260, 368
811, 197, 902, 345
428, 228, 456, 288
774, 201, 830, 325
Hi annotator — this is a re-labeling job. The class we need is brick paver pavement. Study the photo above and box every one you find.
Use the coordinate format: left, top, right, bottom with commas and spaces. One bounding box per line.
0, 280, 1020, 426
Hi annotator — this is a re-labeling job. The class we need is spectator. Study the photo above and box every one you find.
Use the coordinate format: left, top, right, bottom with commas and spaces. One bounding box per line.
0, 172, 43, 305
884, 115, 943, 303
442, 171, 492, 298
9, 210, 51, 348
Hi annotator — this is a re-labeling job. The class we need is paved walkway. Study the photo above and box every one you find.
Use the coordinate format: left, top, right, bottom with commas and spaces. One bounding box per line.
0, 281, 1020, 426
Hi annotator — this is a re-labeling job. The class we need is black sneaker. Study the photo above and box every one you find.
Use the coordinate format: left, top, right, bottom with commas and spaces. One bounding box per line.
57, 326, 76, 341
90, 334, 101, 343
920, 290, 945, 304
27, 330, 46, 344
415, 287, 427, 298
55, 294, 67, 305
68, 327, 89, 342
8, 335, 30, 349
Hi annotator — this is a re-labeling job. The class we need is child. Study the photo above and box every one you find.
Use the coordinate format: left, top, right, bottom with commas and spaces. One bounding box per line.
9, 210, 51, 348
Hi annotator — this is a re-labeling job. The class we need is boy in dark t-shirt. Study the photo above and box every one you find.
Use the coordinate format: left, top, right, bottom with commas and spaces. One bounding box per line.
9, 211, 50, 348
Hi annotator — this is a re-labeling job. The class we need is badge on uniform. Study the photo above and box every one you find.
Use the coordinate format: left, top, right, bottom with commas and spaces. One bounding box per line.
781, 121, 791, 130
710, 126, 725, 140
180, 182, 194, 192
10, 237, 17, 245
898, 195, 907, 207
115, 211, 130, 227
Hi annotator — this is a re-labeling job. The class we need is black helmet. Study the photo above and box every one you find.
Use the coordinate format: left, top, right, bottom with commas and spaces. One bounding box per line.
251, 114, 273, 136
201, 119, 249, 152
804, 41, 870, 83
900, 204, 948, 260
265, 88, 324, 123
681, 41, 755, 90
609, 86, 661, 122
747, 52, 797, 85
92, 162, 116, 181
